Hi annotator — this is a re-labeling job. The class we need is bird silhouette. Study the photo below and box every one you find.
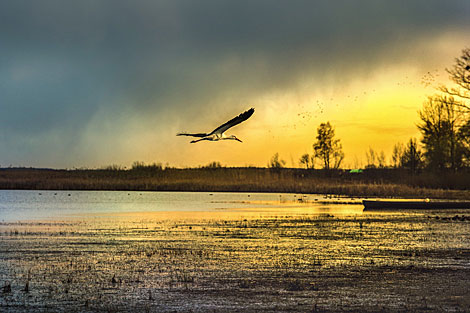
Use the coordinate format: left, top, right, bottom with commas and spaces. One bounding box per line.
177, 108, 254, 143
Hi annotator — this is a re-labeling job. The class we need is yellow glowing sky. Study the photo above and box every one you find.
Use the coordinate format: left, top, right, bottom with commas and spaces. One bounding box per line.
108, 38, 461, 169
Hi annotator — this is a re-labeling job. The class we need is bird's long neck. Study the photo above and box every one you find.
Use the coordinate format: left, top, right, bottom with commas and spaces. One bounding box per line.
223, 135, 242, 142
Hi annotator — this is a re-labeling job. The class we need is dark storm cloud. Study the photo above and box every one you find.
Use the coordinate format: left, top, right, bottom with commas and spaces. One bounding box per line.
1, 0, 469, 166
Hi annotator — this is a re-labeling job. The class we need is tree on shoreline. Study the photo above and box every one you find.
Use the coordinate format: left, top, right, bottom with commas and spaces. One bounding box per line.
416, 48, 470, 171
418, 95, 466, 171
391, 143, 404, 168
268, 153, 286, 168
313, 122, 344, 169
365, 147, 377, 168
364, 147, 386, 168
458, 120, 470, 167
299, 153, 314, 169
400, 138, 423, 173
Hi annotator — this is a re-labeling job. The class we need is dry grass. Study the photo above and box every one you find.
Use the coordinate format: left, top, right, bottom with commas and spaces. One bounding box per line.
1, 167, 470, 199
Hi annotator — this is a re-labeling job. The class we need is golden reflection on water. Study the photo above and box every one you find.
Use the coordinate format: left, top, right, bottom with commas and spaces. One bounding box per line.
67, 203, 364, 220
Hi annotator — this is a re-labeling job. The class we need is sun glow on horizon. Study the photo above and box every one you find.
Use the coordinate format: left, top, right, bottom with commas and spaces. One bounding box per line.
177, 65, 446, 169
80, 59, 456, 170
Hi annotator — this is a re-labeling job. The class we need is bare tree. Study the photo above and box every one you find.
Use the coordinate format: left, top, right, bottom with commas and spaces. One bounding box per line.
391, 143, 404, 168
299, 153, 314, 169
458, 120, 470, 167
365, 147, 377, 168
313, 122, 344, 169
377, 150, 386, 168
400, 138, 423, 173
440, 48, 470, 111
268, 153, 286, 168
418, 95, 464, 170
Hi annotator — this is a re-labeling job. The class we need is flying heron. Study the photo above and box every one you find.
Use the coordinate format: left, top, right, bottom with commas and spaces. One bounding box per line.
177, 108, 254, 143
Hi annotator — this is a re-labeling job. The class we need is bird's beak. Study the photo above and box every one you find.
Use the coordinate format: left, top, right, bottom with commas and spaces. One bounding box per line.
236, 138, 243, 142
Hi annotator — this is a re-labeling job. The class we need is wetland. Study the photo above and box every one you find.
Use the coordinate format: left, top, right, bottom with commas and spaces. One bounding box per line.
0, 191, 469, 312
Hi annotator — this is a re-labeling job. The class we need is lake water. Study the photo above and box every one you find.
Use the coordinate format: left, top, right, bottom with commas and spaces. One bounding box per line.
0, 190, 363, 222
1, 190, 469, 312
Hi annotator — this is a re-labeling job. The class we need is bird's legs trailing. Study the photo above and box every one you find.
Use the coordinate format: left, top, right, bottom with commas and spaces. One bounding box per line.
190, 137, 211, 143
176, 132, 208, 138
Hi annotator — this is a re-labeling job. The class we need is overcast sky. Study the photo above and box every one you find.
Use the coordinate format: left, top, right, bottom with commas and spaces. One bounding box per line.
1, 0, 469, 168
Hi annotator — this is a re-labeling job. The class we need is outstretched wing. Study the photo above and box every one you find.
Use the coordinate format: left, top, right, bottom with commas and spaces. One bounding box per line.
176, 132, 208, 137
209, 108, 254, 135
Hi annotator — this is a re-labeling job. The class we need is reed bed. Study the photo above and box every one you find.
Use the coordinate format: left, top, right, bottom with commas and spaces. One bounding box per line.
1, 167, 470, 199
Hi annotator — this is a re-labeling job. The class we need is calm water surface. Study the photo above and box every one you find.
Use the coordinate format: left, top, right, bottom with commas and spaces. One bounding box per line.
0, 190, 363, 222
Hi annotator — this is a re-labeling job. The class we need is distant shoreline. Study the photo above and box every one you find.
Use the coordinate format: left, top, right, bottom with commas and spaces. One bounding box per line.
1, 167, 470, 200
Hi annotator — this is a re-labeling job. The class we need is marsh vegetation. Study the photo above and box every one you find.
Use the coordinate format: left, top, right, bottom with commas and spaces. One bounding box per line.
1, 206, 469, 312
1, 167, 470, 200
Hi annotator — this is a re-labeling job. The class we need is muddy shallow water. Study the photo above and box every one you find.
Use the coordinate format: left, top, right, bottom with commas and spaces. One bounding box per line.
0, 191, 469, 312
